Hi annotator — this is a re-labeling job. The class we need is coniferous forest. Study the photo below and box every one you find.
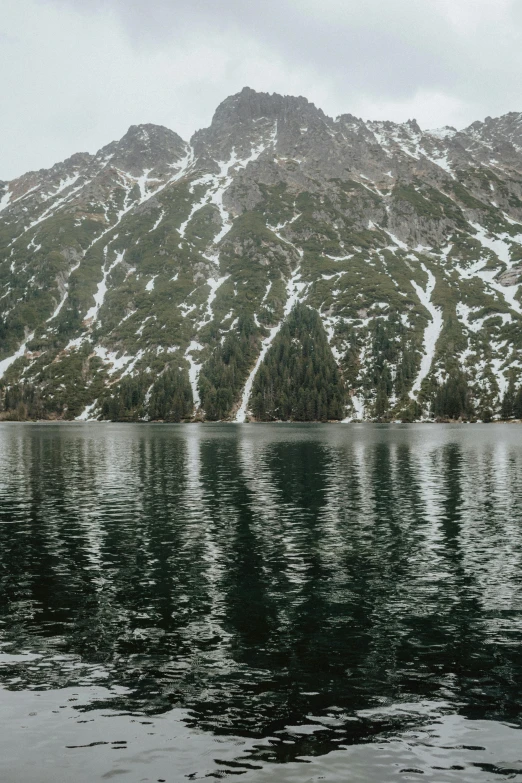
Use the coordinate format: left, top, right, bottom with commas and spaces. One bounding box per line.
199, 318, 259, 421
250, 305, 346, 421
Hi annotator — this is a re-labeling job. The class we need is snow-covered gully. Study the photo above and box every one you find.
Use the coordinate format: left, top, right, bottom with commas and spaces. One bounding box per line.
234, 267, 305, 422
200, 275, 229, 326
46, 261, 82, 324
183, 273, 230, 415
410, 264, 443, 397
84, 251, 125, 326
179, 127, 276, 245
185, 341, 204, 410
234, 220, 305, 422
462, 224, 522, 316
0, 331, 35, 380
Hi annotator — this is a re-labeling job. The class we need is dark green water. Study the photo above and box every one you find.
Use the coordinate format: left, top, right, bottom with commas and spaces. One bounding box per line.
1, 423, 522, 782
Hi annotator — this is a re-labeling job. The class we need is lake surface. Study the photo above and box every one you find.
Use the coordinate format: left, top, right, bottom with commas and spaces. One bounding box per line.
0, 423, 522, 782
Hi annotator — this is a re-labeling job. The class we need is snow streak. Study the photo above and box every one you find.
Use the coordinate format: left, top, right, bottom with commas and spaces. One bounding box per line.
185, 341, 203, 410
84, 252, 125, 325
235, 220, 304, 422
410, 265, 443, 397
0, 331, 35, 380
46, 261, 82, 324
179, 126, 277, 246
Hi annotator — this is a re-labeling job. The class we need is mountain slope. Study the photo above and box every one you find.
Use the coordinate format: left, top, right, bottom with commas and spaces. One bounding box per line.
1, 87, 522, 421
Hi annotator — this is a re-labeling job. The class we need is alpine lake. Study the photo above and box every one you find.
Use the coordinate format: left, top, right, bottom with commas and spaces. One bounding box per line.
0, 422, 521, 782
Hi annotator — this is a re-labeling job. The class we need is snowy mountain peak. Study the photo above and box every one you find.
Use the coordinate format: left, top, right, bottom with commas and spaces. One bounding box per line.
2, 91, 522, 423
98, 124, 188, 177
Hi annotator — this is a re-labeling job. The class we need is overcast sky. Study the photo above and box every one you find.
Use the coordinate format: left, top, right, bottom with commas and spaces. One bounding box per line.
1, 0, 522, 180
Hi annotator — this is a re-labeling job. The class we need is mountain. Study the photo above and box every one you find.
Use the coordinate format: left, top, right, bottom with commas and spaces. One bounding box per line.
2, 87, 522, 422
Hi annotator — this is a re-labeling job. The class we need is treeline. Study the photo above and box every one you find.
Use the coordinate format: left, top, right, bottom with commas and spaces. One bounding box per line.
428, 372, 522, 422
2, 353, 521, 424
198, 317, 259, 420
250, 304, 346, 421
431, 372, 475, 420
100, 375, 150, 420
501, 376, 522, 420
0, 383, 46, 420
0, 367, 194, 422
100, 368, 193, 421
368, 318, 418, 417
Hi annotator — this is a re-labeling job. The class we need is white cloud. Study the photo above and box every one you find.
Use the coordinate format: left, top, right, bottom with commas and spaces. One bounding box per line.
350, 91, 472, 131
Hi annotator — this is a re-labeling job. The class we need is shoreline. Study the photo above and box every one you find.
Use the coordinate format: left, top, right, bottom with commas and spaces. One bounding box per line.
1, 419, 521, 426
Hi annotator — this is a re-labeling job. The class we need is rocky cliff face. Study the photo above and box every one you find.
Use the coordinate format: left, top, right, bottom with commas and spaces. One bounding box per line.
1, 87, 522, 421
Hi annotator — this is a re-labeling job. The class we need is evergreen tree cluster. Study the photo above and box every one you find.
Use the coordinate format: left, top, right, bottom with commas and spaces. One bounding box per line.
431, 373, 474, 420
250, 304, 346, 421
0, 382, 44, 420
100, 368, 193, 421
367, 317, 417, 417
100, 375, 150, 421
199, 317, 259, 420
148, 368, 193, 421
500, 375, 522, 420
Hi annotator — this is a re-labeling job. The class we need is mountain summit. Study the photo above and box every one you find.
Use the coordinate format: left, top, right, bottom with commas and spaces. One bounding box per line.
1, 89, 522, 422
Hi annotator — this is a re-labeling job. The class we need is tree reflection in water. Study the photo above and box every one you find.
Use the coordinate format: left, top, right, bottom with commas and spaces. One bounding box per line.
0, 423, 521, 771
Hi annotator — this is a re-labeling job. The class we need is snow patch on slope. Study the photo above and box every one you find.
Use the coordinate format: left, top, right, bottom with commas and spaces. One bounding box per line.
185, 341, 203, 410
410, 265, 443, 397
199, 275, 229, 326
234, 266, 306, 423
0, 190, 11, 213
457, 229, 522, 316
149, 209, 165, 233
179, 127, 276, 246
76, 400, 98, 421
46, 261, 82, 324
343, 394, 365, 422
0, 332, 35, 380
84, 251, 125, 325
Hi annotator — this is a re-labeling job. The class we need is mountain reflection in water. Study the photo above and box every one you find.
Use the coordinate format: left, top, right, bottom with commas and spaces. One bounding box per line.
0, 423, 521, 782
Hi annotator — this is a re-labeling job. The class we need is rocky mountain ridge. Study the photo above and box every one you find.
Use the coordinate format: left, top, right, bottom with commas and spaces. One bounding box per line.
1, 86, 522, 422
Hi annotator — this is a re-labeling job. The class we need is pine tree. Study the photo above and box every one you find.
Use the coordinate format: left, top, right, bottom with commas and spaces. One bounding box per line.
199, 317, 259, 420
148, 368, 193, 421
2, 382, 44, 420
432, 373, 473, 420
514, 386, 522, 419
101, 374, 150, 421
501, 374, 516, 419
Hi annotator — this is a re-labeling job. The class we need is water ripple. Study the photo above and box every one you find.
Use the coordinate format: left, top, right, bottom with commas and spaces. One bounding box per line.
0, 423, 521, 781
